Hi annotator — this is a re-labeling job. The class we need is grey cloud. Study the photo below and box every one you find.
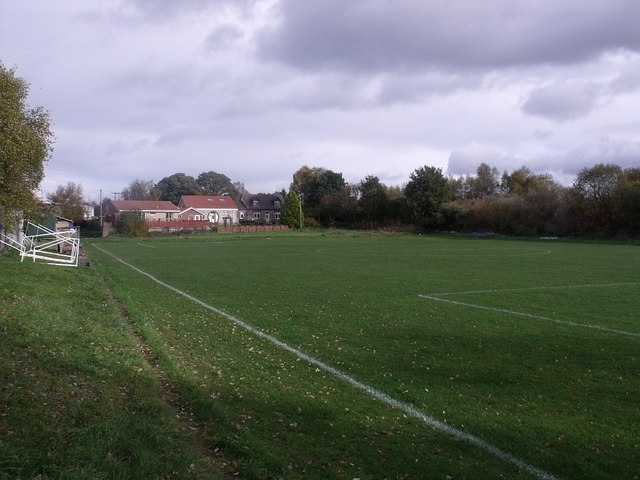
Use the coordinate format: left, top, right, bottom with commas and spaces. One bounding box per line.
272, 73, 376, 111
205, 24, 244, 49
557, 138, 640, 173
608, 58, 640, 93
375, 72, 479, 105
257, 0, 640, 74
531, 129, 554, 140
105, 139, 150, 156
155, 125, 202, 146
521, 81, 602, 121
122, 0, 242, 21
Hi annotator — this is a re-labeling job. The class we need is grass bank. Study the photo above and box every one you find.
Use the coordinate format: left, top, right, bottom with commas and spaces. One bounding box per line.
0, 252, 228, 479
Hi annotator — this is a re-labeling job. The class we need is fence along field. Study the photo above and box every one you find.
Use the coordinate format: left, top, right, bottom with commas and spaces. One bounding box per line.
89, 233, 640, 479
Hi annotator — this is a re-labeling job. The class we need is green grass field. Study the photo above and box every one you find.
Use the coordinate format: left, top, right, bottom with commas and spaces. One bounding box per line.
3, 232, 639, 479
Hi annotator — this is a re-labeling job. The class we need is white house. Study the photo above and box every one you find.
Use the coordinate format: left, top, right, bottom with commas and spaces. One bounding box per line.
178, 195, 240, 225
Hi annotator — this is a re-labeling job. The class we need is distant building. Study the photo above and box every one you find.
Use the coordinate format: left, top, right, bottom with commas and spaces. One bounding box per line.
83, 204, 96, 221
178, 195, 240, 225
105, 200, 180, 222
238, 193, 283, 223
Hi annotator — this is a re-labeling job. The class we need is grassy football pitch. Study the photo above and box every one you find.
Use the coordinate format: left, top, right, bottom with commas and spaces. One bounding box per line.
88, 232, 639, 479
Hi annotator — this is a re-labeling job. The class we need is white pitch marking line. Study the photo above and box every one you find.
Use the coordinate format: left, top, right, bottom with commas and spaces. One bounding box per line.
137, 243, 156, 248
91, 243, 559, 480
419, 295, 640, 338
426, 282, 638, 297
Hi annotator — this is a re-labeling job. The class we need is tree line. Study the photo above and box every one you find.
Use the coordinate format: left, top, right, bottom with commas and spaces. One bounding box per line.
2, 63, 638, 239
283, 162, 640, 237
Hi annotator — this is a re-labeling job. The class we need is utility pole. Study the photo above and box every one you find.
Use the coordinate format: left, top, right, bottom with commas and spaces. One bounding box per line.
298, 191, 304, 230
100, 189, 103, 229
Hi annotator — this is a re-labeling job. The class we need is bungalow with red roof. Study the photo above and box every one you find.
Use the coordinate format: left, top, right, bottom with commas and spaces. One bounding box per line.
106, 200, 181, 222
178, 195, 240, 225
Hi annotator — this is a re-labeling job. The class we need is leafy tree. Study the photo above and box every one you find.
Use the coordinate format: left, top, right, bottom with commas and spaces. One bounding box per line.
47, 182, 85, 222
358, 175, 389, 222
281, 190, 302, 229
501, 166, 557, 198
316, 188, 358, 226
502, 166, 535, 196
572, 163, 623, 233
469, 163, 502, 199
196, 171, 238, 197
447, 176, 469, 200
116, 210, 148, 236
303, 169, 346, 210
291, 165, 312, 193
386, 185, 411, 224
155, 173, 201, 205
290, 166, 347, 221
122, 178, 158, 200
523, 180, 569, 235
0, 63, 54, 230
612, 168, 640, 235
404, 166, 448, 228
573, 163, 622, 208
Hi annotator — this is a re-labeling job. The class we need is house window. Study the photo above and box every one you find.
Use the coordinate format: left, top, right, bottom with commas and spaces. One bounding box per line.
274, 200, 281, 208
253, 212, 261, 219
275, 212, 281, 220
252, 199, 259, 207
240, 212, 245, 219
165, 213, 172, 219
265, 213, 270, 221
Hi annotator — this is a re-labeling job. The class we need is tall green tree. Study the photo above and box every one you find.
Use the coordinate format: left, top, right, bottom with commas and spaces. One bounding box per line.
469, 163, 502, 199
0, 63, 54, 229
572, 163, 622, 233
316, 188, 358, 226
155, 173, 201, 205
47, 182, 85, 222
573, 163, 622, 208
290, 165, 312, 193
281, 190, 302, 229
612, 167, 640, 235
307, 170, 346, 208
358, 175, 389, 222
503, 167, 558, 198
196, 171, 239, 197
404, 166, 448, 228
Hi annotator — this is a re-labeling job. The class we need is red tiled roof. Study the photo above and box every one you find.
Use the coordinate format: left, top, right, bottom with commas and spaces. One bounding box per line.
111, 200, 180, 212
179, 195, 239, 209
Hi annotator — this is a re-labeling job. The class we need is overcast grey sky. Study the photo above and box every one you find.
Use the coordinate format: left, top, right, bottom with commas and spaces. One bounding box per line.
2, 0, 640, 202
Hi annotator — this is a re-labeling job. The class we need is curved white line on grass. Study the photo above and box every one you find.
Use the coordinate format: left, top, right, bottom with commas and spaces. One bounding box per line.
426, 282, 638, 297
419, 295, 640, 338
92, 243, 559, 480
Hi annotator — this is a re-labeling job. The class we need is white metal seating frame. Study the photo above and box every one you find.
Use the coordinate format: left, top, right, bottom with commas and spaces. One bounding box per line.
0, 221, 80, 267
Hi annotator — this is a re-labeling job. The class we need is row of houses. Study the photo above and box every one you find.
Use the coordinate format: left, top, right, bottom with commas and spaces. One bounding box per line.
105, 194, 284, 226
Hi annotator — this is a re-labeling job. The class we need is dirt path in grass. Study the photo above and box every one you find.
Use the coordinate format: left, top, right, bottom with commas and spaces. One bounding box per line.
95, 273, 239, 478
